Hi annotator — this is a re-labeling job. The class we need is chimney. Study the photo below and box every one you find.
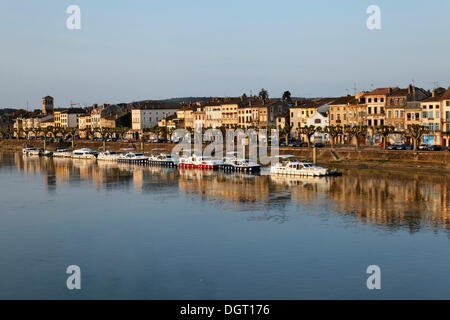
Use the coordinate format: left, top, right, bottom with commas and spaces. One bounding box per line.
295, 100, 298, 107
408, 84, 413, 94
388, 88, 392, 95
432, 90, 436, 98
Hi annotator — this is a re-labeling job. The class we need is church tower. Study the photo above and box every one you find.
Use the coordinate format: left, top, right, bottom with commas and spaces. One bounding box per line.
42, 96, 54, 115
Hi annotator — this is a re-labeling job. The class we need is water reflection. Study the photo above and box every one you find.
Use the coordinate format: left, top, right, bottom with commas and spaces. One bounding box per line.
3, 152, 450, 233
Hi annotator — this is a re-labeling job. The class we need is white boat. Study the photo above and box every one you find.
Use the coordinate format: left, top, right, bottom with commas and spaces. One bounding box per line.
270, 155, 329, 176
22, 146, 36, 155
97, 151, 121, 161
72, 148, 98, 159
53, 148, 72, 158
148, 153, 178, 166
118, 152, 148, 162
222, 152, 261, 172
178, 154, 222, 169
27, 148, 43, 156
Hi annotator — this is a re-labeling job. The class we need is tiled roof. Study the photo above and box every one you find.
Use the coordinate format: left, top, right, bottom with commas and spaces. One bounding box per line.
440, 87, 450, 101
329, 96, 357, 105
132, 102, 181, 110
422, 92, 445, 103
362, 87, 399, 97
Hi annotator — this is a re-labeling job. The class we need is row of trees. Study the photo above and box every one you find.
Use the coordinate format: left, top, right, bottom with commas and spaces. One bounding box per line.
0, 127, 131, 150
0, 123, 430, 151
279, 124, 429, 151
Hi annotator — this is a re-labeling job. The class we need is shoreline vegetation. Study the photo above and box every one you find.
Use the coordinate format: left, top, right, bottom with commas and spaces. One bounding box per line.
1, 139, 449, 174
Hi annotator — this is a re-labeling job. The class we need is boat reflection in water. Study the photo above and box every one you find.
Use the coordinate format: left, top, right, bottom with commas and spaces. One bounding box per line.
7, 152, 450, 233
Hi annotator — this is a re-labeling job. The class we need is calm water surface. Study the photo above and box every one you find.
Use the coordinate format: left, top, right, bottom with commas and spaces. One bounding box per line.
0, 152, 449, 299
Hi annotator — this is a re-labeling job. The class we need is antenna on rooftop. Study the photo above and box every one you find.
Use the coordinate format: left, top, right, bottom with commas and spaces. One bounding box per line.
70, 100, 79, 109
353, 83, 357, 94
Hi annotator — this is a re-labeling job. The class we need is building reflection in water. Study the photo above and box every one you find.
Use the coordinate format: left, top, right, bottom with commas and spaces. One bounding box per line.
7, 152, 450, 232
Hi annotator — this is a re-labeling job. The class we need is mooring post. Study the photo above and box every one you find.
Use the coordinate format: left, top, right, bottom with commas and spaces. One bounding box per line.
313, 146, 317, 164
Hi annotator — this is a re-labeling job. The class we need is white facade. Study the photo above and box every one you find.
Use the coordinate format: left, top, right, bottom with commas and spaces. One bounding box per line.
306, 111, 329, 129
205, 106, 222, 128
132, 108, 178, 130
61, 113, 82, 128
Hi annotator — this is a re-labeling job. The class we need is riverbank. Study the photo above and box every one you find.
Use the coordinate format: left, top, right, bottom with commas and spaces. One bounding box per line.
1, 139, 449, 173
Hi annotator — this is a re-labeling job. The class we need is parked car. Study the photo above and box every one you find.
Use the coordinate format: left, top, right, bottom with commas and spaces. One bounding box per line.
387, 145, 397, 150
158, 138, 169, 143
405, 145, 413, 150
394, 144, 407, 150
428, 145, 442, 151
418, 144, 429, 150
288, 141, 307, 147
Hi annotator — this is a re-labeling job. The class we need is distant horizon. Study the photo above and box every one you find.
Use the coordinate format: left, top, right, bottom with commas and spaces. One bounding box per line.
3, 83, 449, 111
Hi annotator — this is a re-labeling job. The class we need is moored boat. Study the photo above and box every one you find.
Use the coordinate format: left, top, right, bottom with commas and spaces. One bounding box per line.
117, 152, 148, 163
222, 152, 261, 172
178, 154, 222, 170
27, 148, 43, 156
22, 146, 36, 155
72, 148, 98, 159
148, 153, 177, 167
97, 151, 121, 161
53, 148, 72, 158
270, 155, 333, 176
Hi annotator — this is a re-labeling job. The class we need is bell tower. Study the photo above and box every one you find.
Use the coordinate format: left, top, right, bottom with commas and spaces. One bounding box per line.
42, 96, 54, 115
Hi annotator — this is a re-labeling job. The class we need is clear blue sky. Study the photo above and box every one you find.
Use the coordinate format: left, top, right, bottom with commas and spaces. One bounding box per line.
1, 0, 449, 109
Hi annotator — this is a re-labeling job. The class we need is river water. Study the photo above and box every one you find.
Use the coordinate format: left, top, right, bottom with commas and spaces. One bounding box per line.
0, 152, 449, 299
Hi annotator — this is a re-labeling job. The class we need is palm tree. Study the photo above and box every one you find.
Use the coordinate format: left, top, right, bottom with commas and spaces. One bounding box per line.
40, 127, 54, 151
22, 128, 32, 141
407, 124, 428, 151
14, 127, 22, 140
95, 128, 113, 151
115, 127, 129, 141
324, 125, 342, 148
280, 124, 292, 145
376, 125, 395, 150
66, 128, 78, 150
300, 125, 317, 148
347, 125, 368, 150
343, 125, 351, 144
